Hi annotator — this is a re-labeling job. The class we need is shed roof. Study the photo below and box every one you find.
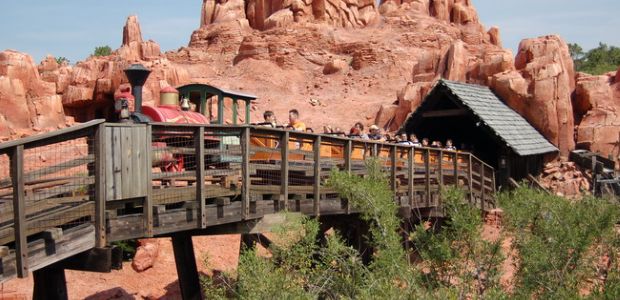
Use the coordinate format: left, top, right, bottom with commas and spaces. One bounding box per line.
401, 80, 558, 156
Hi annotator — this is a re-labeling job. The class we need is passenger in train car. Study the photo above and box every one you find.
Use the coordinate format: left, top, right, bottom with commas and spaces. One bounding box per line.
398, 133, 414, 145
323, 125, 334, 134
431, 141, 443, 148
421, 138, 430, 147
263, 110, 278, 127
445, 139, 457, 150
287, 109, 306, 131
350, 122, 369, 139
368, 125, 383, 140
409, 134, 422, 147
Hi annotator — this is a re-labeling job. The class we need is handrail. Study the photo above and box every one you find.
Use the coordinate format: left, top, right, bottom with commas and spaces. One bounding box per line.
0, 119, 105, 154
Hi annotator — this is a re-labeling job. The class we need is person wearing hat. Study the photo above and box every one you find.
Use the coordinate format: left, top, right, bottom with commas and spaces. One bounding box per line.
368, 125, 383, 140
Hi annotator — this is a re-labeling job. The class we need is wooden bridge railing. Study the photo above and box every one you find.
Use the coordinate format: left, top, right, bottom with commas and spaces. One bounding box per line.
0, 121, 496, 281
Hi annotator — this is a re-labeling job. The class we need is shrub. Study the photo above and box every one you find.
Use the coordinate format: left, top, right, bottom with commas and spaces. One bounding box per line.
93, 45, 112, 57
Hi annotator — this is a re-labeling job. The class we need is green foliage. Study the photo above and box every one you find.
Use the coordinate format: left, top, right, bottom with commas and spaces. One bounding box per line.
412, 187, 504, 298
499, 185, 620, 298
201, 160, 620, 299
112, 239, 137, 260
570, 42, 620, 75
93, 45, 112, 57
55, 56, 69, 65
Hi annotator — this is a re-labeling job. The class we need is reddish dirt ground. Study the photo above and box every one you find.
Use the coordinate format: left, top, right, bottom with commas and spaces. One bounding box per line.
0, 235, 240, 299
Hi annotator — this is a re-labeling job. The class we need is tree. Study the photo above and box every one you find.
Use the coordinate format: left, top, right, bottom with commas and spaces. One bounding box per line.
569, 42, 620, 75
93, 45, 112, 57
55, 56, 69, 65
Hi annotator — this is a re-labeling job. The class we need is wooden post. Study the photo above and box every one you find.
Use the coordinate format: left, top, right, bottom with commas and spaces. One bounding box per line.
196, 126, 206, 228
313, 135, 321, 216
94, 124, 107, 247
438, 150, 443, 188
390, 145, 397, 193
344, 140, 352, 214
408, 148, 415, 207
453, 152, 458, 187
468, 154, 474, 204
480, 163, 485, 212
241, 127, 251, 219
425, 149, 430, 206
280, 131, 289, 211
32, 265, 68, 300
11, 145, 28, 278
144, 125, 154, 237
171, 233, 201, 300
232, 99, 238, 125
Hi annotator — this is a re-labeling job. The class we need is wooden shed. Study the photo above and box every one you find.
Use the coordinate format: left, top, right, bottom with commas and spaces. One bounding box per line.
399, 79, 558, 187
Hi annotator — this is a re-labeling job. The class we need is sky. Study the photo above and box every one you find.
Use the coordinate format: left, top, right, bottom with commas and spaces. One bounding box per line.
0, 0, 619, 64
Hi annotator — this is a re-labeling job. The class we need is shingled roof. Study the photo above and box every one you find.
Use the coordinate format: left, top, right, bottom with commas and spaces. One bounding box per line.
402, 80, 558, 156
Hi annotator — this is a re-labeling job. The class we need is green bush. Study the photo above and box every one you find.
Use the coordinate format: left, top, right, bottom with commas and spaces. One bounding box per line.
93, 45, 112, 57
500, 185, 620, 298
201, 160, 620, 299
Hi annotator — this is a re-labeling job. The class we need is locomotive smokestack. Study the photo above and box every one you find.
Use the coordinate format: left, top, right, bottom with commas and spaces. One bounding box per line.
123, 64, 151, 114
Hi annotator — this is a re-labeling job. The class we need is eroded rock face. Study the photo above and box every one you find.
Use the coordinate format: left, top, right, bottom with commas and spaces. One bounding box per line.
0, 50, 65, 137
491, 35, 576, 156
574, 71, 620, 163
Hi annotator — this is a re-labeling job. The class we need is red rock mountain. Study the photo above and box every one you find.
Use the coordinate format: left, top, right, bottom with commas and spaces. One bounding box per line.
0, 0, 618, 162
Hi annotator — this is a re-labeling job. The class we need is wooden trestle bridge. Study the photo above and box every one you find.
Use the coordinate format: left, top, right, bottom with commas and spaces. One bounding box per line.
0, 119, 496, 299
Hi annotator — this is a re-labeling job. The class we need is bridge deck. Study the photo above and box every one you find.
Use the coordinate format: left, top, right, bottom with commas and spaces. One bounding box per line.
0, 120, 495, 282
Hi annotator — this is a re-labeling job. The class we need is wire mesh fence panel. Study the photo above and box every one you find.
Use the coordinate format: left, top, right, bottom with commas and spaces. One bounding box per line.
248, 130, 284, 216
203, 127, 243, 222
319, 138, 346, 214
3, 137, 96, 246
0, 153, 13, 244
151, 126, 198, 207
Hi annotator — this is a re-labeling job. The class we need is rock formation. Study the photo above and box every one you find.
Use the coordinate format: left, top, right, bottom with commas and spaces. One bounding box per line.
0, 1, 618, 165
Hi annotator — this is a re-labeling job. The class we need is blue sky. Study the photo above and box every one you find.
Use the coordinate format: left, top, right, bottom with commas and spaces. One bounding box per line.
1, 0, 618, 63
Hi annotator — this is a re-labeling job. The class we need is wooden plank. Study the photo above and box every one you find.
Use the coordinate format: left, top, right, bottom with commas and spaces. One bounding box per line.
468, 154, 474, 204
408, 148, 415, 205
344, 140, 352, 214
453, 152, 458, 186
171, 232, 201, 300
390, 145, 397, 192
438, 150, 443, 188
421, 108, 467, 118
0, 156, 94, 190
105, 127, 114, 201
121, 127, 132, 198
196, 127, 206, 228
112, 127, 122, 200
145, 125, 154, 237
480, 163, 485, 212
11, 145, 27, 278
425, 149, 430, 205
0, 119, 104, 154
241, 127, 251, 219
313, 136, 321, 216
280, 131, 289, 210
95, 123, 106, 247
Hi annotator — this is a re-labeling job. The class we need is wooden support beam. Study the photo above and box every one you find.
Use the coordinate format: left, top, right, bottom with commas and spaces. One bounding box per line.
32, 265, 68, 300
196, 126, 206, 228
425, 149, 430, 206
421, 108, 467, 118
61, 246, 123, 272
438, 150, 443, 188
280, 131, 289, 211
171, 233, 201, 300
241, 127, 251, 219
313, 135, 321, 216
408, 148, 415, 206
468, 154, 474, 204
144, 125, 154, 237
95, 123, 107, 247
453, 152, 458, 186
344, 140, 352, 214
480, 163, 485, 212
390, 145, 397, 193
11, 145, 28, 278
